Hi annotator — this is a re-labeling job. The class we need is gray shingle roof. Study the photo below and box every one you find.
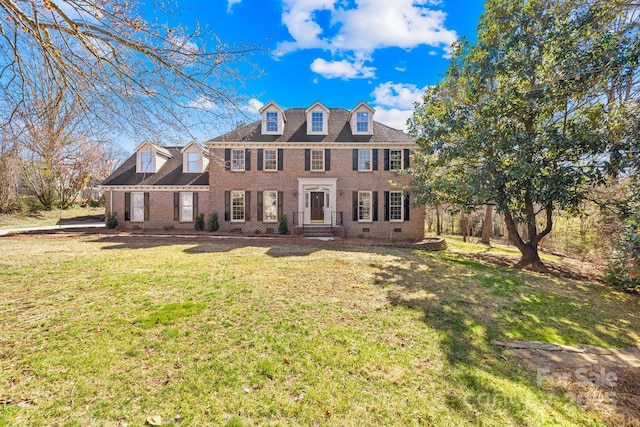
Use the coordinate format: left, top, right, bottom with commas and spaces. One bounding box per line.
207, 108, 414, 144
101, 147, 209, 186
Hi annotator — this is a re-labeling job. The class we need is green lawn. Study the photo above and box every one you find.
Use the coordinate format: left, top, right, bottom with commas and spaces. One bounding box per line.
0, 233, 637, 426
0, 206, 104, 229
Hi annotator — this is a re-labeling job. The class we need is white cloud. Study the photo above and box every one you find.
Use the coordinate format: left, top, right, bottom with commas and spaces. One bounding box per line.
373, 107, 414, 132
278, 0, 457, 56
372, 82, 426, 109
310, 57, 376, 79
227, 0, 243, 12
370, 81, 427, 131
244, 98, 264, 114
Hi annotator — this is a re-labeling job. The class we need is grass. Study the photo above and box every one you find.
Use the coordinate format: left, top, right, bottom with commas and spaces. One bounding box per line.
0, 233, 638, 426
0, 206, 104, 229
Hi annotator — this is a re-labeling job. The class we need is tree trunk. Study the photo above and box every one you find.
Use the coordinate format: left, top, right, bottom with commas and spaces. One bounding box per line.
481, 204, 493, 244
461, 212, 468, 242
436, 204, 441, 236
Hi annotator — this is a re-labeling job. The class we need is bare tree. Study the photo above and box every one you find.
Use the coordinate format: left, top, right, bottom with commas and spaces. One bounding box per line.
0, 0, 260, 141
7, 61, 125, 209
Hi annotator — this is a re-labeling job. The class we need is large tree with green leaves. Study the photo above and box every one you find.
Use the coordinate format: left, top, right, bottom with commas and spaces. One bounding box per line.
409, 0, 639, 264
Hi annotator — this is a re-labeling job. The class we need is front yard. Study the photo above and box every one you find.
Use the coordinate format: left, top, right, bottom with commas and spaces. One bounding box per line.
0, 233, 638, 426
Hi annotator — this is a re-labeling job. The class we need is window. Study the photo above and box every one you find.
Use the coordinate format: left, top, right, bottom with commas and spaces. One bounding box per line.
358, 149, 372, 171
180, 192, 193, 222
390, 150, 403, 171
356, 112, 369, 133
358, 191, 372, 221
311, 149, 324, 171
311, 112, 323, 132
186, 152, 200, 172
131, 192, 145, 222
263, 191, 277, 222
140, 152, 153, 172
264, 149, 277, 171
389, 191, 403, 221
266, 112, 278, 132
231, 149, 245, 171
231, 191, 245, 222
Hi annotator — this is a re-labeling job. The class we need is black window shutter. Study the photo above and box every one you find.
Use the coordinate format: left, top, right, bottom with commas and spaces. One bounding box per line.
304, 149, 310, 171
404, 194, 410, 221
124, 192, 130, 221
245, 149, 251, 171
245, 191, 251, 221
224, 191, 230, 221
384, 191, 390, 221
325, 149, 331, 171
277, 149, 284, 171
352, 191, 358, 221
352, 149, 358, 171
257, 191, 263, 222
144, 192, 150, 221
193, 192, 199, 217
257, 149, 263, 171
277, 191, 284, 220
173, 192, 179, 221
372, 191, 378, 221
224, 149, 231, 170
384, 149, 390, 171
372, 149, 378, 171
404, 149, 410, 169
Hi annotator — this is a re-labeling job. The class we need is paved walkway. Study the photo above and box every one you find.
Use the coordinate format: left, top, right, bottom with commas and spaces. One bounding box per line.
0, 222, 105, 236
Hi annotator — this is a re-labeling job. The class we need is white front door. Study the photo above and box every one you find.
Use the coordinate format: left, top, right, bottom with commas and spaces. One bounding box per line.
131, 192, 144, 222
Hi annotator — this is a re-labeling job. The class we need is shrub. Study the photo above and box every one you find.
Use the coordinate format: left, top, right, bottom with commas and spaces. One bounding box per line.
194, 212, 205, 231
278, 214, 289, 235
105, 212, 118, 229
207, 212, 220, 232
606, 216, 640, 293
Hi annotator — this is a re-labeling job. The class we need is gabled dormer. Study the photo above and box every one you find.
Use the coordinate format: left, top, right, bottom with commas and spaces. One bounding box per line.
260, 101, 286, 135
135, 142, 172, 173
349, 102, 375, 136
305, 101, 329, 135
181, 142, 209, 173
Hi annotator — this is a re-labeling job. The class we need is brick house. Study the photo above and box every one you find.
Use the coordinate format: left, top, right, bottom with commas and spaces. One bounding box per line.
101, 101, 424, 240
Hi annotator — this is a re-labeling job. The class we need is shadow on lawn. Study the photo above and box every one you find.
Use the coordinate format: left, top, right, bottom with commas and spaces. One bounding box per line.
95, 233, 400, 258
371, 250, 639, 425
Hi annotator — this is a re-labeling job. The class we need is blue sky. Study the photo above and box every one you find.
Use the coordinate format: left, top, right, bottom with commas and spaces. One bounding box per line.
193, 0, 485, 132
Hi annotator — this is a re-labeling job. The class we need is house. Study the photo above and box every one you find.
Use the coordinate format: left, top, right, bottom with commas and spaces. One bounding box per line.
101, 101, 425, 240
100, 141, 209, 227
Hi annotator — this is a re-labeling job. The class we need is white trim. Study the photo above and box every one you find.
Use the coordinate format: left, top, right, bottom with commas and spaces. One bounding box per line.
131, 192, 145, 223
206, 142, 415, 149
263, 148, 278, 171
310, 149, 325, 172
99, 186, 208, 191
305, 102, 330, 135
358, 149, 373, 171
389, 191, 404, 222
179, 192, 194, 222
358, 191, 373, 222
231, 149, 245, 171
230, 190, 245, 223
297, 178, 338, 225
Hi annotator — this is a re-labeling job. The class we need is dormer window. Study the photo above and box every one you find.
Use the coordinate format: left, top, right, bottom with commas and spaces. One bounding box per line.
260, 101, 286, 135
186, 152, 200, 172
181, 142, 208, 173
311, 112, 323, 132
266, 112, 278, 132
140, 152, 153, 172
356, 112, 369, 133
306, 102, 329, 135
350, 102, 375, 135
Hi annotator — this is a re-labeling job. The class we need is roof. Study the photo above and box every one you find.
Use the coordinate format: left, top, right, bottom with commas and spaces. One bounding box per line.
207, 108, 414, 144
101, 147, 209, 187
